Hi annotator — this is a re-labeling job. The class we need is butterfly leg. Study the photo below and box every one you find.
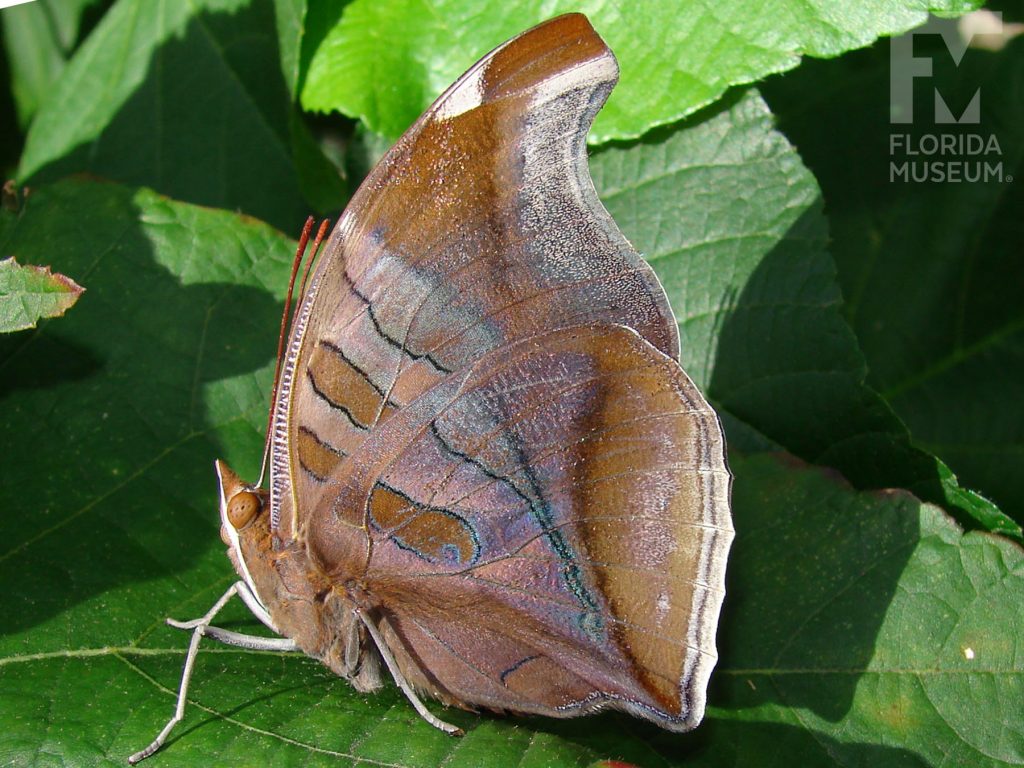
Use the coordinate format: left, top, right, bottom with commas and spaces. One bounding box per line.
127, 581, 297, 765
355, 607, 464, 736
198, 625, 299, 650
167, 576, 277, 631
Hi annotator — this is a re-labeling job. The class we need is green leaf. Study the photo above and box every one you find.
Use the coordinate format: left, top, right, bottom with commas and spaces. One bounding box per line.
272, 0, 349, 100
273, 0, 307, 99
0, 178, 290, 765
590, 88, 1018, 538
1, 180, 1019, 767
697, 453, 1024, 768
300, 0, 982, 144
16, 0, 343, 233
3, 10, 1019, 762
0, 0, 101, 127
272, 0, 351, 212
0, 255, 84, 332
762, 29, 1024, 523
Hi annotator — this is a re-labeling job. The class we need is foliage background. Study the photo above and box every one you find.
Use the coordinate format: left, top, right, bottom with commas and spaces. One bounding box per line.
1, 0, 1021, 766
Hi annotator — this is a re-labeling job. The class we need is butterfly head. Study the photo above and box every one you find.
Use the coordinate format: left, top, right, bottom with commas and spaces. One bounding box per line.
212, 461, 382, 689
214, 459, 272, 613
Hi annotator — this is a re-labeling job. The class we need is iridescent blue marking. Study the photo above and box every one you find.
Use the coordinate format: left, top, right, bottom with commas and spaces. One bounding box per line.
500, 654, 541, 686
429, 422, 604, 641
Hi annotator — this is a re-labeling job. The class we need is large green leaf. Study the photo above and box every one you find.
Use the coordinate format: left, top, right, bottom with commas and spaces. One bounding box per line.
762, 29, 1024, 523
0, 177, 1019, 765
271, 0, 348, 101
2, 11, 1019, 764
0, 178, 291, 763
697, 453, 1024, 768
590, 88, 1016, 537
300, 0, 981, 144
16, 0, 344, 233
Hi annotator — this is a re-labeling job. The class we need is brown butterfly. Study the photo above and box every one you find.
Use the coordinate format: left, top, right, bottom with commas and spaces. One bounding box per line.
130, 13, 732, 763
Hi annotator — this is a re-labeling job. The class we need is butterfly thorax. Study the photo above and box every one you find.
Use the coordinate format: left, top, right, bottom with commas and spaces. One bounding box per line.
217, 460, 383, 692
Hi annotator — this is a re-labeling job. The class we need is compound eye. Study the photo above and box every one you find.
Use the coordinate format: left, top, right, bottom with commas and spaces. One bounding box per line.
227, 490, 261, 530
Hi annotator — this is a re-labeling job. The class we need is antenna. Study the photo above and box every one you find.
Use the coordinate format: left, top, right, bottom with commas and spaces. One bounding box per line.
256, 217, 331, 488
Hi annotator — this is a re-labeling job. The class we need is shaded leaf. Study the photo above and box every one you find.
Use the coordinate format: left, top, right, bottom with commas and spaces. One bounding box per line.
273, 0, 307, 98
693, 453, 1024, 768
300, 0, 982, 144
0, 182, 1019, 768
272, 0, 351, 212
16, 0, 343, 232
986, 1, 1024, 24
341, 122, 392, 188
0, 255, 84, 332
762, 27, 1024, 523
1, 9, 1019, 765
1, 112, 1020, 762
591, 88, 1018, 537
272, 0, 348, 100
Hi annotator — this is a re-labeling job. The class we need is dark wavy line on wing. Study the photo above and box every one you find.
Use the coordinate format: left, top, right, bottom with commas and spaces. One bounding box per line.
306, 367, 370, 431
428, 420, 603, 631
370, 481, 482, 566
421, 366, 689, 510
318, 338, 391, 399
499, 654, 541, 685
296, 426, 348, 484
343, 267, 453, 375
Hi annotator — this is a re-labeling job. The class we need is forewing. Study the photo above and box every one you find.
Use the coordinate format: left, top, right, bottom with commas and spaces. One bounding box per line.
271, 14, 679, 541
307, 325, 732, 728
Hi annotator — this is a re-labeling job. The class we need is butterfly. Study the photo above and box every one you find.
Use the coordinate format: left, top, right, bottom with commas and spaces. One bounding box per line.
130, 13, 732, 763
